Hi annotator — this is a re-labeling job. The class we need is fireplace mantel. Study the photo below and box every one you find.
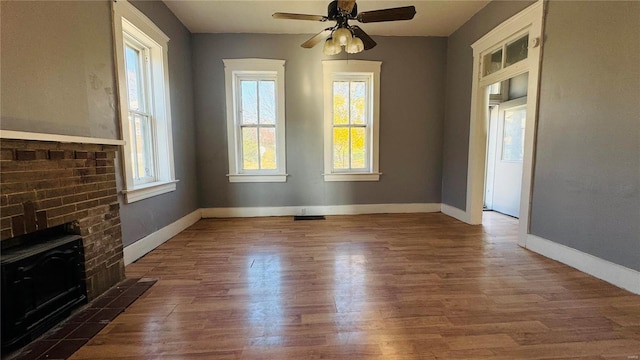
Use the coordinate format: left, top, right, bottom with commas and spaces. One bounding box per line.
0, 130, 125, 146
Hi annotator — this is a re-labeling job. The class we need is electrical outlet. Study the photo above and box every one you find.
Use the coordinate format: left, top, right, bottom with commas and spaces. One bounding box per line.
301, 208, 307, 216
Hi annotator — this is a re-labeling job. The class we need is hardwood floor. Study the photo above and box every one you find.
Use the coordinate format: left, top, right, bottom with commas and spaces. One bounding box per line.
70, 212, 640, 359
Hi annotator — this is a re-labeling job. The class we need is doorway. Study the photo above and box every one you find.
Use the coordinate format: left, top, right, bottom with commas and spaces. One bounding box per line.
461, 0, 544, 248
484, 74, 528, 218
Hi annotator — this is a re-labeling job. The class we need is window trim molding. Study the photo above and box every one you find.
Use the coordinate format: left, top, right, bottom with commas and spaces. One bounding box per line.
227, 174, 288, 183
223, 58, 287, 183
112, 0, 176, 203
322, 60, 381, 182
121, 180, 179, 203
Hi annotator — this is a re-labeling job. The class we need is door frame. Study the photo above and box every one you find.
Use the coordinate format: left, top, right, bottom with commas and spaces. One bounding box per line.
484, 104, 499, 210
464, 0, 545, 248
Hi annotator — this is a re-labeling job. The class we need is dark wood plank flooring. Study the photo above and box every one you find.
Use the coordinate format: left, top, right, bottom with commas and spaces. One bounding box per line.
70, 212, 640, 359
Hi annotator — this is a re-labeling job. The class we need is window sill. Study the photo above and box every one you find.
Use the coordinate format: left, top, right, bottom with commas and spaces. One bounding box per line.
323, 173, 381, 182
227, 174, 288, 183
122, 180, 178, 203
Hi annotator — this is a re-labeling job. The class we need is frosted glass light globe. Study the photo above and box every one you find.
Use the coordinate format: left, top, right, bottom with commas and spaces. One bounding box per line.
333, 27, 352, 47
323, 38, 341, 56
346, 36, 364, 54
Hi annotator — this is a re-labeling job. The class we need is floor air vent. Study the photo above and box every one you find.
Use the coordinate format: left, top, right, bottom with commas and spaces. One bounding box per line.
293, 215, 326, 221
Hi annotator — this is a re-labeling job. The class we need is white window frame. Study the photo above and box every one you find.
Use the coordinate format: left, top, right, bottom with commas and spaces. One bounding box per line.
113, 0, 176, 203
223, 59, 287, 183
323, 60, 381, 182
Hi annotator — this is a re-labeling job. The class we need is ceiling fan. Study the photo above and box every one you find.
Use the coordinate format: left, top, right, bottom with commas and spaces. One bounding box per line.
273, 0, 416, 55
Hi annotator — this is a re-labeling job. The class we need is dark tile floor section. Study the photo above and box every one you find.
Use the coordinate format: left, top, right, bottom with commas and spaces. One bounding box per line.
6, 278, 157, 360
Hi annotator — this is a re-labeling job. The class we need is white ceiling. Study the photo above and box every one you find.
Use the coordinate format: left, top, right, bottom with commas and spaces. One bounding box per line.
162, 1, 490, 37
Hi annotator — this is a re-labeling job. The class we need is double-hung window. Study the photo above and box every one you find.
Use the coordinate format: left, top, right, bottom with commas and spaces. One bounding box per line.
123, 38, 155, 183
323, 61, 381, 181
113, 0, 176, 203
223, 59, 287, 182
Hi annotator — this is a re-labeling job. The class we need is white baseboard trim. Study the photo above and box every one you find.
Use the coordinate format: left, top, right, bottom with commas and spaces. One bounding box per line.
201, 203, 442, 218
526, 234, 640, 295
123, 209, 202, 265
440, 203, 471, 223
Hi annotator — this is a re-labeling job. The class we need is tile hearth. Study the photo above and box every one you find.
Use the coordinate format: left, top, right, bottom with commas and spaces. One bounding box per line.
7, 278, 156, 360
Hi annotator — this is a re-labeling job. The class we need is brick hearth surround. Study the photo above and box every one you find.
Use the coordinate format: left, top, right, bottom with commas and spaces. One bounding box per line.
0, 139, 125, 299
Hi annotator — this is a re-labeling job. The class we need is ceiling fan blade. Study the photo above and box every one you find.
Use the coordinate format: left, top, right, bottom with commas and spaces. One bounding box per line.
351, 26, 377, 50
301, 29, 333, 49
272, 13, 328, 22
356, 6, 416, 23
337, 0, 356, 14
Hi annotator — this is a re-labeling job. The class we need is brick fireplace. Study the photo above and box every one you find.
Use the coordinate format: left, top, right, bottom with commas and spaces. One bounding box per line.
0, 139, 125, 300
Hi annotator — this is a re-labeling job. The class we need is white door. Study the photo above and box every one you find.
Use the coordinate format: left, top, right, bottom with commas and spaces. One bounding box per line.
492, 97, 527, 218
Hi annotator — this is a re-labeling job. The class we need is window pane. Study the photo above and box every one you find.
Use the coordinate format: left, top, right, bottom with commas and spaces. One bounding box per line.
242, 127, 259, 170
259, 81, 276, 125
505, 34, 529, 67
259, 127, 277, 170
139, 115, 155, 179
350, 81, 366, 125
128, 113, 139, 180
333, 128, 349, 169
483, 48, 503, 76
502, 108, 526, 162
351, 127, 366, 169
488, 81, 501, 95
124, 45, 143, 112
333, 81, 349, 125
241, 81, 258, 124
130, 113, 154, 180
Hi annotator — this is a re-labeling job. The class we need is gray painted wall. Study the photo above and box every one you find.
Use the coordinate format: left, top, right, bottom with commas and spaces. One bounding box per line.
530, 1, 640, 271
0, 1, 199, 248
1, 1, 119, 139
193, 34, 446, 207
442, 1, 534, 210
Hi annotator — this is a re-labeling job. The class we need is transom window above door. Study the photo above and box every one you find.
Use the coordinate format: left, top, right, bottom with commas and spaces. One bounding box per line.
482, 32, 531, 82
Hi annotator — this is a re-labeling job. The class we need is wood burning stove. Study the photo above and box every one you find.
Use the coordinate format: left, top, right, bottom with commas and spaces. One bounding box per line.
1, 225, 87, 351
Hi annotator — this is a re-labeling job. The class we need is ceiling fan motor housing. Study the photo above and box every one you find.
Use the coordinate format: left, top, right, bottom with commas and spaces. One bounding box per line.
328, 0, 358, 20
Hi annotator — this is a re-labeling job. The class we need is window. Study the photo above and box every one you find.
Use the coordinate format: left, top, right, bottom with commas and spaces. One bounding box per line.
501, 106, 526, 162
113, 0, 176, 203
323, 60, 381, 182
488, 80, 509, 105
223, 59, 287, 183
482, 32, 530, 77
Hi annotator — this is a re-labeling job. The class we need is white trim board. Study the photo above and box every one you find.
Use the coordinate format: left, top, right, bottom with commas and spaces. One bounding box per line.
526, 234, 640, 295
201, 203, 441, 218
0, 130, 125, 146
123, 209, 201, 265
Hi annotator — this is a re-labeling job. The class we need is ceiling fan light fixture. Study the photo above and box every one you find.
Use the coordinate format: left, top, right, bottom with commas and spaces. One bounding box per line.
333, 27, 352, 46
323, 37, 342, 56
275, 0, 416, 52
346, 36, 364, 53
